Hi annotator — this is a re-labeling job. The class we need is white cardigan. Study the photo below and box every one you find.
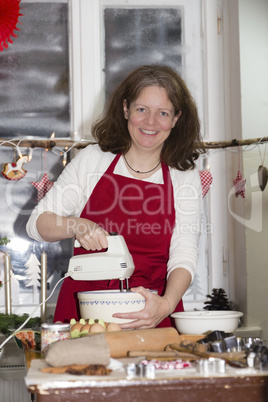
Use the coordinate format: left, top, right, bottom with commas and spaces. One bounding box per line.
26, 144, 202, 282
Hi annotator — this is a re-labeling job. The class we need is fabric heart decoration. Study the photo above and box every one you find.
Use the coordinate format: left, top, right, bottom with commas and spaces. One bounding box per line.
199, 170, 213, 198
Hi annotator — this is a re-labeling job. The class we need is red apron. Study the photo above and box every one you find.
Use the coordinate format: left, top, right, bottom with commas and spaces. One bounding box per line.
54, 153, 184, 325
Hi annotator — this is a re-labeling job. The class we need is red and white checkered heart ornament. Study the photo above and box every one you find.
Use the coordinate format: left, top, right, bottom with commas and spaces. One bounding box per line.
199, 170, 213, 198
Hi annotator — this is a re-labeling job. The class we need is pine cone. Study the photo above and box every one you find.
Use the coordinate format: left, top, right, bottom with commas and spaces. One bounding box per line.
203, 288, 231, 310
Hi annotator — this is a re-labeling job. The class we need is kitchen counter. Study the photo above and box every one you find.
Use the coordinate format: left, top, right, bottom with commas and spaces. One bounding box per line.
25, 351, 268, 402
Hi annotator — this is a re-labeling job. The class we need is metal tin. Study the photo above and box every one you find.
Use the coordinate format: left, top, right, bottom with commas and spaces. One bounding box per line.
196, 358, 226, 374
144, 363, 155, 379
210, 340, 226, 353
41, 323, 70, 354
196, 359, 214, 375
247, 352, 256, 368
126, 362, 155, 379
126, 363, 137, 380
213, 358, 226, 373
224, 335, 237, 352
137, 363, 146, 377
236, 337, 245, 351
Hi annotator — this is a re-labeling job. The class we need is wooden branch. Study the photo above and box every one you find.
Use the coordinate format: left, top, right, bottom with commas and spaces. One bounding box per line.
202, 136, 268, 149
0, 136, 267, 150
0, 138, 96, 150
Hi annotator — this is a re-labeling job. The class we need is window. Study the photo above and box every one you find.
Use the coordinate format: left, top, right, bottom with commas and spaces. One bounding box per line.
0, 0, 71, 313
0, 0, 70, 138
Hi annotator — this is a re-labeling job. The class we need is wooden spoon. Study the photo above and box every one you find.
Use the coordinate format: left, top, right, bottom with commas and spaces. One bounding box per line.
168, 343, 248, 368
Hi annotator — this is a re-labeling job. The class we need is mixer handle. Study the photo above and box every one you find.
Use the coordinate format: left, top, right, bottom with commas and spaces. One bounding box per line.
74, 232, 118, 248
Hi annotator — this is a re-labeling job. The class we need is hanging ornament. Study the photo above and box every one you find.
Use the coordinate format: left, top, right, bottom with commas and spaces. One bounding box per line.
257, 143, 268, 191
2, 154, 28, 181
258, 165, 268, 192
199, 169, 213, 198
0, 0, 23, 52
233, 147, 246, 198
32, 146, 54, 202
233, 170, 246, 198
32, 173, 54, 202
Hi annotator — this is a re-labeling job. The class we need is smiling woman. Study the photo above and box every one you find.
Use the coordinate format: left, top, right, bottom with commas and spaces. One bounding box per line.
27, 65, 203, 329
71, 0, 210, 314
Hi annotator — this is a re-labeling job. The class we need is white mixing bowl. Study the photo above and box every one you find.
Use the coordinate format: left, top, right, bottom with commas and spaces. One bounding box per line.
171, 310, 243, 334
78, 290, 153, 324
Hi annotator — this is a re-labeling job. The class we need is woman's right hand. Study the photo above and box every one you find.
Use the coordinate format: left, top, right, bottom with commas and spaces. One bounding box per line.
36, 212, 109, 248
73, 218, 109, 251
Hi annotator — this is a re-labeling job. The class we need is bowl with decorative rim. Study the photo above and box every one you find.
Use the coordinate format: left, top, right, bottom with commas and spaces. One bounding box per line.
78, 289, 157, 324
171, 311, 244, 334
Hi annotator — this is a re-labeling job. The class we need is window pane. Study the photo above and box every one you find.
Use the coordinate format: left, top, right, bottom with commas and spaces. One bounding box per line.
104, 8, 182, 98
0, 2, 70, 137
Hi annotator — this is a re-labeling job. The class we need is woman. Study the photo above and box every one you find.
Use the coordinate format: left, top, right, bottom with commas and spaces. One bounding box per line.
26, 65, 203, 328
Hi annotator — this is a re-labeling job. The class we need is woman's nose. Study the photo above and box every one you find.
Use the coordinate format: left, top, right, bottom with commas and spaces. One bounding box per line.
144, 112, 156, 125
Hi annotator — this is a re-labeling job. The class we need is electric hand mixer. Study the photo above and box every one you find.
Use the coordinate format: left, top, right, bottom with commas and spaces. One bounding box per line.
67, 234, 135, 291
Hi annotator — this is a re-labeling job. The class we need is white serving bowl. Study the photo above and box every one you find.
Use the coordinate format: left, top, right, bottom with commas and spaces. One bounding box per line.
171, 311, 243, 335
78, 290, 154, 324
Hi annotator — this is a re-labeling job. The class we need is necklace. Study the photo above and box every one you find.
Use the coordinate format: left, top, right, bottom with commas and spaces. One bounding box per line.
123, 155, 161, 174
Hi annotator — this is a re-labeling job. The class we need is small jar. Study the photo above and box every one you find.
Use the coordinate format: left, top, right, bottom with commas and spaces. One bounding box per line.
41, 323, 70, 354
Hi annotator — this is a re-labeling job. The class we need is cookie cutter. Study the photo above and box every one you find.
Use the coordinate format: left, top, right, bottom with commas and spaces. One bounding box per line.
196, 358, 226, 374
126, 362, 155, 380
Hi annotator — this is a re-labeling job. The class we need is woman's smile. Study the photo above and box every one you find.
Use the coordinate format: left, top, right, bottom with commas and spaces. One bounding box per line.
140, 128, 158, 136
140, 129, 159, 135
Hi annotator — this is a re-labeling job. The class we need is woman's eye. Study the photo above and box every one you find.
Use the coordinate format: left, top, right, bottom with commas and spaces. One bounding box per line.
160, 111, 169, 117
137, 107, 146, 112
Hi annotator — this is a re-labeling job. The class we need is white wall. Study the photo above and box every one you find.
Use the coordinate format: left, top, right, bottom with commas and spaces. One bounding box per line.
239, 0, 268, 339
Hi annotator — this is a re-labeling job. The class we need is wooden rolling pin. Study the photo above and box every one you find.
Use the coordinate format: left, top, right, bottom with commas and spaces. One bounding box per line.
104, 327, 180, 358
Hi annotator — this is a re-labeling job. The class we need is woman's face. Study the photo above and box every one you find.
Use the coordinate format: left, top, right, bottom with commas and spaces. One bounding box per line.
123, 85, 181, 153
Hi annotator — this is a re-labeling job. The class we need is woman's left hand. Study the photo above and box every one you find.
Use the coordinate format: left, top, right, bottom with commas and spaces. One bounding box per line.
112, 286, 170, 329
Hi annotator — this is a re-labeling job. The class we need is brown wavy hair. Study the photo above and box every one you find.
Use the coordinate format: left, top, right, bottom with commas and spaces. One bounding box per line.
92, 65, 204, 171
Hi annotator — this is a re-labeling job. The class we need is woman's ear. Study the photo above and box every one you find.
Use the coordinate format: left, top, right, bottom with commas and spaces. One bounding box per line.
123, 99, 128, 119
172, 111, 182, 128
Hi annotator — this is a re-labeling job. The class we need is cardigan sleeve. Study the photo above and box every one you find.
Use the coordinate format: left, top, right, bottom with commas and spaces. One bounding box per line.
167, 167, 202, 283
26, 145, 112, 241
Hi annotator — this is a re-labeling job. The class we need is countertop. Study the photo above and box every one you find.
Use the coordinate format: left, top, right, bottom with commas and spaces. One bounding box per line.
25, 350, 268, 402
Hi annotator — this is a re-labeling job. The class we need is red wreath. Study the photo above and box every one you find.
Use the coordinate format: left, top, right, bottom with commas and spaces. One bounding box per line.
0, 0, 23, 51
